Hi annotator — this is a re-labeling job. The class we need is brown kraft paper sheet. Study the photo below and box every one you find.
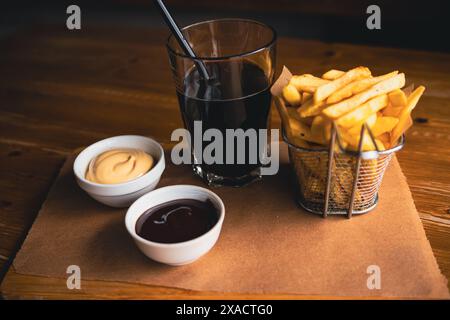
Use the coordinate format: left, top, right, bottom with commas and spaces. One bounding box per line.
13, 145, 449, 298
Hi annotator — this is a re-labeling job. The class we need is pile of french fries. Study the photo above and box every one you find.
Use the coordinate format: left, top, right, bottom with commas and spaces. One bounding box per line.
277, 66, 425, 151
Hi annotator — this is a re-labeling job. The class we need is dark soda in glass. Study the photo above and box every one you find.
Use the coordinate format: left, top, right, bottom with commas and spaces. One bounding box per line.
177, 61, 271, 185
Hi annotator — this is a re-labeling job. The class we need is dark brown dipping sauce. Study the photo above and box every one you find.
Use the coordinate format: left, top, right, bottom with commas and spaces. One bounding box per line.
135, 199, 218, 244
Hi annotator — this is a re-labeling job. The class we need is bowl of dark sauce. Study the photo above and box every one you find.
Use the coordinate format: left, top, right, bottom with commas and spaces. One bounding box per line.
125, 185, 225, 265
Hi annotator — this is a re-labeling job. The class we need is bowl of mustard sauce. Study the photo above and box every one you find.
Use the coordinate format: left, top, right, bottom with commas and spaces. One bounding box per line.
74, 135, 165, 207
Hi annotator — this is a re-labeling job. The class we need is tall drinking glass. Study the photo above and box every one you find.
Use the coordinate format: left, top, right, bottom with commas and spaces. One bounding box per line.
167, 19, 277, 186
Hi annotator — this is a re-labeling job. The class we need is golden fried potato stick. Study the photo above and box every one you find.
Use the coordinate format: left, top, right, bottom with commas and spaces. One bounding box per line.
322, 69, 345, 80
390, 86, 425, 146
389, 116, 412, 149
374, 140, 384, 151
297, 98, 328, 118
388, 88, 407, 107
370, 116, 399, 137
282, 83, 301, 106
311, 115, 332, 143
287, 108, 314, 126
326, 71, 398, 104
286, 106, 301, 120
334, 94, 389, 128
299, 116, 315, 126
290, 119, 325, 145
382, 103, 403, 117
290, 74, 330, 93
340, 131, 385, 151
314, 66, 371, 103
346, 112, 377, 136
302, 92, 312, 104
377, 132, 391, 149
274, 96, 322, 144
323, 73, 405, 119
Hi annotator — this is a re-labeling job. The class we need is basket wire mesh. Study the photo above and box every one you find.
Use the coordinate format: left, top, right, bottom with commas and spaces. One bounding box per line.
284, 123, 404, 218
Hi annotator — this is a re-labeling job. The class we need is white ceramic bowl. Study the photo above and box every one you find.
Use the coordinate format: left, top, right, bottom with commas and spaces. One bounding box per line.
73, 135, 165, 207
125, 185, 225, 266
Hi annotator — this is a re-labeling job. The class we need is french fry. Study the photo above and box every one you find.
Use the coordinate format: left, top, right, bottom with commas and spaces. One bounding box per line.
310, 115, 324, 139
289, 118, 310, 139
286, 105, 301, 119
346, 112, 377, 136
322, 69, 345, 80
290, 122, 325, 145
299, 116, 315, 126
284, 113, 325, 145
390, 86, 425, 145
290, 74, 330, 93
377, 132, 391, 149
382, 103, 403, 117
351, 71, 398, 93
376, 140, 386, 151
277, 99, 322, 145
388, 88, 407, 107
389, 115, 412, 148
302, 92, 312, 104
334, 95, 388, 128
335, 137, 348, 150
276, 88, 323, 144
311, 115, 332, 143
314, 66, 371, 103
322, 73, 405, 119
340, 130, 385, 151
297, 98, 328, 118
282, 83, 301, 106
390, 118, 415, 148
370, 116, 399, 137
326, 71, 398, 104
287, 107, 313, 126
403, 85, 425, 114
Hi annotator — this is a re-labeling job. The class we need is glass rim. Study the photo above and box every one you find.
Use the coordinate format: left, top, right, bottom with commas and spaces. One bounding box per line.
166, 18, 277, 61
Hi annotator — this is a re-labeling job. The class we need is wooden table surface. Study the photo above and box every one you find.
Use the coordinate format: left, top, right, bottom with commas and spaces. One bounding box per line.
0, 26, 449, 299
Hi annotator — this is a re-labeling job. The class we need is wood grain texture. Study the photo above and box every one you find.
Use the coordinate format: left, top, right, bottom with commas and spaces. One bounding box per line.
0, 26, 449, 299
0, 142, 65, 283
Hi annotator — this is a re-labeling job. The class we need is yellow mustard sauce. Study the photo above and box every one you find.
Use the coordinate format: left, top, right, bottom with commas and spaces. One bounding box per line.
86, 148, 154, 184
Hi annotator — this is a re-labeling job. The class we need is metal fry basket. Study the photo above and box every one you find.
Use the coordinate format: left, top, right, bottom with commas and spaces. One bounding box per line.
284, 123, 404, 218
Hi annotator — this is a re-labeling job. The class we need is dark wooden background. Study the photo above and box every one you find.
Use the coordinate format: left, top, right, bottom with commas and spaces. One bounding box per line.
3, 0, 450, 51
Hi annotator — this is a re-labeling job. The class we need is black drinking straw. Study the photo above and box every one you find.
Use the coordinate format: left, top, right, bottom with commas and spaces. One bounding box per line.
153, 0, 211, 81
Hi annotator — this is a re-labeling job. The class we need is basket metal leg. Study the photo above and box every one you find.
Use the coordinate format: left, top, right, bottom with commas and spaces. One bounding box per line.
347, 125, 366, 218
323, 124, 337, 218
